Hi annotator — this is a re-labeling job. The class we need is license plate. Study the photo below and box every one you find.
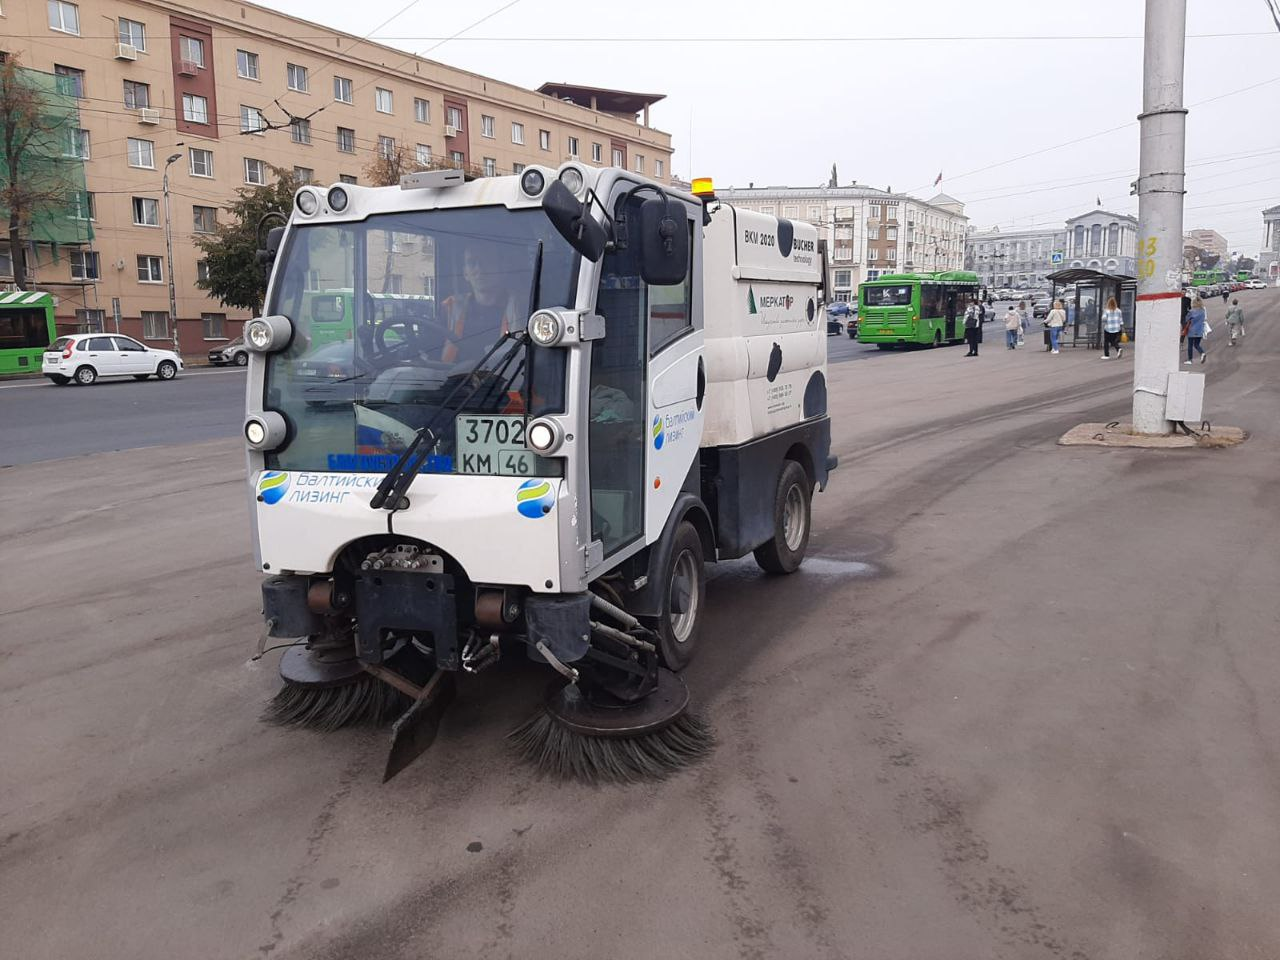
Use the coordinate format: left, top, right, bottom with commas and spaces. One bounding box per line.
456, 415, 537, 476
879, 328, 893, 334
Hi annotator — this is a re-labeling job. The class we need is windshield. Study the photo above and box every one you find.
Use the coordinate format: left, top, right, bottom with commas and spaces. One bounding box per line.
264, 207, 578, 475
863, 285, 913, 308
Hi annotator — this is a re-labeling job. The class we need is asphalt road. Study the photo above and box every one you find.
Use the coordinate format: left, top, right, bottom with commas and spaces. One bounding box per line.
2, 290, 1278, 959
0, 367, 248, 467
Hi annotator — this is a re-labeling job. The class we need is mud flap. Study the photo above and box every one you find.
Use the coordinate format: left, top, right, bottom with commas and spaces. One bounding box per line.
383, 670, 457, 782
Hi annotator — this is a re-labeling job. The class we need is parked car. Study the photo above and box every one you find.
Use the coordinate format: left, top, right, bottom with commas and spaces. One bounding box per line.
1247, 279, 1267, 289
208, 336, 249, 366
846, 318, 859, 339
827, 301, 853, 335
42, 334, 183, 386
1033, 298, 1052, 319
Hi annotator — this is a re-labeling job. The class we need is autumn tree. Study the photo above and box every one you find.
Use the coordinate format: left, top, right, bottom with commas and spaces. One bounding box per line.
0, 55, 88, 289
362, 144, 445, 187
194, 167, 301, 314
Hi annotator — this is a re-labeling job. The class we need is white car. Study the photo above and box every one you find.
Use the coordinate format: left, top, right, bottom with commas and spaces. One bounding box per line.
43, 334, 184, 386
1247, 279, 1267, 289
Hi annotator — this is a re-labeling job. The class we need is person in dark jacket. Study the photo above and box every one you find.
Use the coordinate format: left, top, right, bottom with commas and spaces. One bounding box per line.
963, 302, 982, 356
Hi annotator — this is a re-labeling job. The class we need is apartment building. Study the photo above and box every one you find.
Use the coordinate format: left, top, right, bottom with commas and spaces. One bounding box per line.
717, 184, 968, 303
1183, 228, 1229, 263
0, 0, 672, 352
965, 225, 1068, 291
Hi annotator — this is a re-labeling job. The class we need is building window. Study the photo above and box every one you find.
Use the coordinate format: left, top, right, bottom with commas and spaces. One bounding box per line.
70, 250, 99, 280
54, 65, 85, 99
480, 115, 495, 138
290, 118, 311, 144
189, 147, 213, 177
338, 174, 357, 185
887, 227, 897, 240
334, 76, 352, 103
539, 129, 551, 151
869, 204, 881, 220
634, 154, 644, 173
69, 190, 95, 221
65, 128, 90, 159
867, 247, 878, 261
378, 135, 395, 159
655, 159, 664, 178
834, 245, 852, 261
48, 1, 80, 35
1090, 224, 1103, 256
336, 127, 355, 153
132, 197, 159, 227
449, 150, 465, 166
142, 311, 169, 339
407, 97, 428, 124
567, 136, 579, 158
202, 313, 227, 340
483, 157, 496, 177
75, 309, 106, 332
511, 122, 524, 145
127, 137, 154, 169
415, 143, 431, 165
591, 142, 602, 163
244, 157, 265, 185
137, 255, 163, 283
240, 105, 265, 133
512, 162, 525, 174
195, 260, 210, 283
834, 269, 851, 287
123, 80, 150, 109
446, 106, 464, 131
293, 166, 313, 184
375, 88, 393, 114
236, 49, 259, 80
118, 17, 146, 50
182, 93, 209, 125
192, 205, 217, 234
867, 225, 880, 239
179, 36, 204, 68
887, 247, 897, 260
286, 63, 308, 93
611, 147, 624, 167
1107, 223, 1120, 256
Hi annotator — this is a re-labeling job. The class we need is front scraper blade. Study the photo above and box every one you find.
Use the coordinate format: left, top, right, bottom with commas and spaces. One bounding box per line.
383, 670, 457, 782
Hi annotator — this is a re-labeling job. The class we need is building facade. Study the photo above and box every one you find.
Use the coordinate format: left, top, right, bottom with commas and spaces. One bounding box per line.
965, 225, 1067, 291
0, 0, 672, 352
717, 184, 967, 303
1063, 210, 1138, 276
1260, 205, 1280, 280
1184, 228, 1228, 263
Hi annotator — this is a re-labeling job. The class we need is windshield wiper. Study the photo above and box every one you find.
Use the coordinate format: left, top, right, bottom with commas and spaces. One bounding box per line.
369, 330, 528, 512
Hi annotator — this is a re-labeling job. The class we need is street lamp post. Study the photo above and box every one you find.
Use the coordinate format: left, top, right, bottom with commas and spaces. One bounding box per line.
163, 150, 184, 356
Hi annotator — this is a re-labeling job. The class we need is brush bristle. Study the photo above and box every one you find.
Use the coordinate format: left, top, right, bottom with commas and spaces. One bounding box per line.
264, 677, 409, 731
509, 709, 714, 784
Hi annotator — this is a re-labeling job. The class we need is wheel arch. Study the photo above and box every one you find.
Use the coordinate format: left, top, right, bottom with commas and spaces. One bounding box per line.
625, 493, 714, 619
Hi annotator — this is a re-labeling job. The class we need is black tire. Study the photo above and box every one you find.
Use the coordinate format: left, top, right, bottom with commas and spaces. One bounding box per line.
847, 330, 857, 340
155, 360, 177, 380
234, 352, 248, 366
753, 461, 812, 575
73, 365, 97, 385
48, 374, 69, 385
876, 343, 894, 351
648, 521, 706, 671
132, 374, 150, 381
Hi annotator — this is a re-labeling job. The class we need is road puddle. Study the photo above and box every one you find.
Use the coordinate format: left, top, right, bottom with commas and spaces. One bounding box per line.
798, 557, 879, 578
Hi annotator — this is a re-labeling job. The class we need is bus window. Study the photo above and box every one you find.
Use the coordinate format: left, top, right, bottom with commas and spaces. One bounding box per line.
0, 308, 52, 349
864, 285, 912, 307
919, 285, 943, 319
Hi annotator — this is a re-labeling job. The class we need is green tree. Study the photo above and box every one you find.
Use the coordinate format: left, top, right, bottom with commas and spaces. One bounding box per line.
194, 167, 300, 314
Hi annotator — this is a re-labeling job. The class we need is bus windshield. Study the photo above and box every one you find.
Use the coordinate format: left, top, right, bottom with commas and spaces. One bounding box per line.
263, 206, 579, 474
863, 285, 913, 307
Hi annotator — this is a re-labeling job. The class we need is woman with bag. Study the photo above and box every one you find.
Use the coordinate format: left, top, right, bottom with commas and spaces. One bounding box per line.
1004, 305, 1021, 349
1183, 297, 1208, 364
1045, 300, 1067, 354
1100, 296, 1124, 359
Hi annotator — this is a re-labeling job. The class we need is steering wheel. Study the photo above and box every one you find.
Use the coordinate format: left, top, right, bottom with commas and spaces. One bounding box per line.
363, 294, 448, 364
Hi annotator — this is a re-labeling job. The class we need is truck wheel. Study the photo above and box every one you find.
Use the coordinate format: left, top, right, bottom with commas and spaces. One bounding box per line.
74, 365, 97, 385
753, 461, 811, 575
649, 521, 706, 671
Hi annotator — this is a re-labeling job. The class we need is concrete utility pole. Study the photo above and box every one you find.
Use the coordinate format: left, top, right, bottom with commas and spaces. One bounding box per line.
1131, 0, 1188, 434
163, 150, 184, 356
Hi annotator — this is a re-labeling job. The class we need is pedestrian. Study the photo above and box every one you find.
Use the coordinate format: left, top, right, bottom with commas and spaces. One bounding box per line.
1100, 296, 1124, 359
1004, 305, 1021, 349
1018, 303, 1028, 347
1183, 297, 1208, 364
1225, 298, 1246, 346
1221, 288, 1229, 305
963, 300, 982, 356
1045, 299, 1066, 354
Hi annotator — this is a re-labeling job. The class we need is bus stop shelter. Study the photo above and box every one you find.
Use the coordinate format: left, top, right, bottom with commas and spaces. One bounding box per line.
1046, 269, 1136, 348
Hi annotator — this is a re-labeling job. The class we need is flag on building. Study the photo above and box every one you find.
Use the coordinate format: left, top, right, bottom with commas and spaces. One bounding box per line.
1096, 196, 1102, 207
934, 171, 943, 186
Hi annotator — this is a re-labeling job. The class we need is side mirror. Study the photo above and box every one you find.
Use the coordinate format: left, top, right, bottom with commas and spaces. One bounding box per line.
637, 196, 689, 286
543, 180, 607, 262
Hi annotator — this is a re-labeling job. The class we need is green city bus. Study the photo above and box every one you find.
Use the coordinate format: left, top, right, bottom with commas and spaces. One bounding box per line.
1190, 269, 1225, 287
856, 271, 981, 348
301, 289, 434, 348
0, 291, 56, 375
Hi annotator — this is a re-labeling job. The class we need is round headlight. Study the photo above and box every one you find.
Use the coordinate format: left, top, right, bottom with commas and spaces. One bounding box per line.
558, 166, 585, 195
527, 422, 556, 452
327, 186, 349, 212
246, 319, 273, 351
296, 190, 319, 216
245, 420, 267, 445
528, 310, 562, 346
520, 168, 546, 197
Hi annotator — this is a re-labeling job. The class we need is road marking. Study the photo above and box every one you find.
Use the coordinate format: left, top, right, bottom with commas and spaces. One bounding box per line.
0, 368, 247, 390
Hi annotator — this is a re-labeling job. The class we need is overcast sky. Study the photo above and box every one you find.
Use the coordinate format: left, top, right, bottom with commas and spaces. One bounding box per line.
269, 0, 1279, 256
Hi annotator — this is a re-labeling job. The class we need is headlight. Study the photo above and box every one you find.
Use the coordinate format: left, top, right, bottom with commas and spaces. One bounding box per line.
525, 418, 563, 455
245, 315, 293, 353
327, 186, 348, 212
295, 189, 319, 216
558, 166, 585, 195
520, 168, 546, 197
244, 411, 287, 451
528, 310, 563, 347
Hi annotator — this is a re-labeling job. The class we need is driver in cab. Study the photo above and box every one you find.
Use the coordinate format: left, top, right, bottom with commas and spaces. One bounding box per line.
440, 242, 523, 365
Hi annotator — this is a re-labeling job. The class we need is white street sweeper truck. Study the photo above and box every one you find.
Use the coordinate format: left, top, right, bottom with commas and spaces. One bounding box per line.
243, 163, 834, 781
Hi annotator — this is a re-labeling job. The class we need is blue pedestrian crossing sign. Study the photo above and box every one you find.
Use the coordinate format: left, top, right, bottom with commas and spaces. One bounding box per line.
1050, 251, 1064, 264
